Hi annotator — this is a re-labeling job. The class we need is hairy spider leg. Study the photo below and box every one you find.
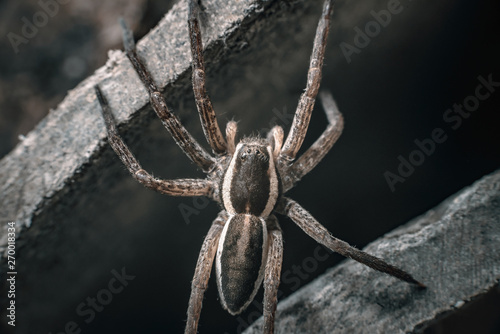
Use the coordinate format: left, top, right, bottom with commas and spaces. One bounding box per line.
282, 91, 344, 192
188, 0, 228, 155
185, 212, 226, 334
119, 18, 216, 172
95, 85, 212, 196
278, 197, 426, 287
279, 0, 333, 166
262, 216, 283, 334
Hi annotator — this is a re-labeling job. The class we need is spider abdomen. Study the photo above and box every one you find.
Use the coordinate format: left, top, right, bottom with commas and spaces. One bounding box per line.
216, 214, 269, 315
222, 142, 281, 218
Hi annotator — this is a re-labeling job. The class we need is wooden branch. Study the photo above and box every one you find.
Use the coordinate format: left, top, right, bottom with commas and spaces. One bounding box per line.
245, 170, 500, 333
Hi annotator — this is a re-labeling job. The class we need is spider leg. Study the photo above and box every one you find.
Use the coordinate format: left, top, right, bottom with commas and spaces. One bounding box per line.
279, 0, 333, 166
119, 18, 215, 173
277, 197, 426, 287
95, 85, 212, 196
282, 92, 344, 192
185, 211, 227, 334
188, 0, 227, 155
263, 216, 283, 334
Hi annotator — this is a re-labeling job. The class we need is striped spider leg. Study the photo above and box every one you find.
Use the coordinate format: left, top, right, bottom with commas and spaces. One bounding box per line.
95, 0, 425, 334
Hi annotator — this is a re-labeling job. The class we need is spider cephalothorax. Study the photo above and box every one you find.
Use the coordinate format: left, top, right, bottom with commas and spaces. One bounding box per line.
94, 1, 425, 333
222, 139, 282, 218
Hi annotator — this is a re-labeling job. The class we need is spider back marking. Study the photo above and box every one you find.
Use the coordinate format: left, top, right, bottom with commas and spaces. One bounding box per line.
221, 141, 281, 217
216, 139, 282, 314
216, 214, 268, 315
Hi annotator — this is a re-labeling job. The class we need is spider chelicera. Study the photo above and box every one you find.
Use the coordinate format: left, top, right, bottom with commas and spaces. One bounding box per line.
94, 0, 425, 333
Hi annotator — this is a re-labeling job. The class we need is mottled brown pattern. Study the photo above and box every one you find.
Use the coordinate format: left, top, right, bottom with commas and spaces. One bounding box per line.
185, 212, 226, 334
189, 1, 227, 154
279, 0, 332, 164
121, 18, 215, 173
283, 92, 344, 191
263, 216, 283, 334
95, 86, 212, 196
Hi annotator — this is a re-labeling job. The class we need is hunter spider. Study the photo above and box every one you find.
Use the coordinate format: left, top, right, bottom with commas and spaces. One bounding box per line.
94, 0, 425, 333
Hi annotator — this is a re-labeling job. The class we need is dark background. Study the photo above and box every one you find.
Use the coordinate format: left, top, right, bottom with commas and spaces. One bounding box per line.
1, 0, 499, 333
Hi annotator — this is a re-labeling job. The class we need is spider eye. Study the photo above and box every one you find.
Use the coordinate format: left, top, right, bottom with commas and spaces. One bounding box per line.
240, 153, 246, 160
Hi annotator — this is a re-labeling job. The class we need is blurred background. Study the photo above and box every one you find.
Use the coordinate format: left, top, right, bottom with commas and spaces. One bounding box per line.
0, 0, 499, 333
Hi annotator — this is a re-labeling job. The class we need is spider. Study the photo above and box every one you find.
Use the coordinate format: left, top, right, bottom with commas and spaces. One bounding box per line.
94, 0, 425, 333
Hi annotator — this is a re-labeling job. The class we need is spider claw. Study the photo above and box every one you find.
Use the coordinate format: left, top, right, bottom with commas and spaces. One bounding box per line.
94, 85, 106, 107
403, 274, 426, 289
188, 0, 199, 16
415, 281, 427, 289
119, 17, 135, 52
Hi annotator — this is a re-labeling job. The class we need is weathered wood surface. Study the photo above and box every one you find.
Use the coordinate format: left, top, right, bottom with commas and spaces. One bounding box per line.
245, 170, 500, 334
